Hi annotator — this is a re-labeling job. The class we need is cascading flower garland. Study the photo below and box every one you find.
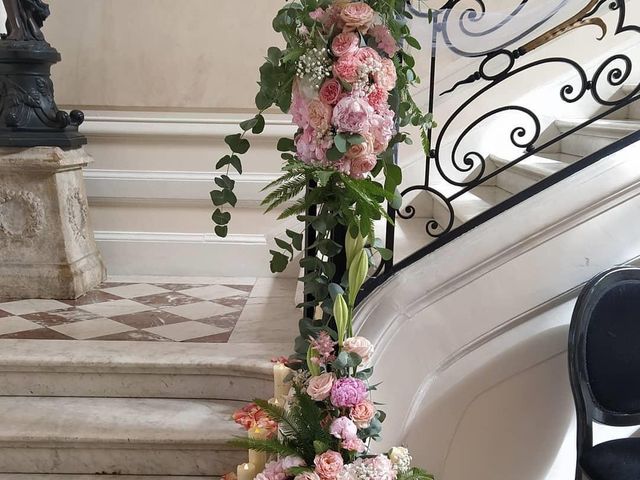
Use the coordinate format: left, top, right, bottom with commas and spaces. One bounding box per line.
214, 1, 434, 479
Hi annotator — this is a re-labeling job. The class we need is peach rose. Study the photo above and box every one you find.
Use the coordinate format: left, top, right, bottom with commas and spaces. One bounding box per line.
350, 400, 376, 428
314, 451, 344, 480
345, 135, 374, 160
319, 79, 343, 105
332, 32, 360, 57
308, 100, 332, 132
307, 372, 335, 401
350, 154, 377, 179
333, 54, 361, 84
343, 336, 374, 363
340, 2, 375, 33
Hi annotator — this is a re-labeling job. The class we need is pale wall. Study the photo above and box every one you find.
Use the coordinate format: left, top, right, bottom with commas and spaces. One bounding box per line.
44, 0, 284, 111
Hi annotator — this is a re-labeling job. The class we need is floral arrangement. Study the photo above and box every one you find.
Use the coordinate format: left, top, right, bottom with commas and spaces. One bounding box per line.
227, 236, 433, 480
212, 1, 434, 480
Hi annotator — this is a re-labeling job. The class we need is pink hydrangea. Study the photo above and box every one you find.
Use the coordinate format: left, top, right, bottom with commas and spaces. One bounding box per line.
329, 416, 358, 440
291, 83, 310, 128
330, 377, 368, 408
373, 58, 397, 91
332, 96, 373, 134
369, 110, 395, 154
369, 25, 399, 57
310, 7, 325, 21
256, 460, 287, 480
342, 436, 367, 453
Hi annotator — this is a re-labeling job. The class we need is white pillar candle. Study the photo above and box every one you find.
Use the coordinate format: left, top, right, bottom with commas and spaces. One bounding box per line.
237, 463, 256, 480
273, 362, 291, 402
249, 427, 268, 474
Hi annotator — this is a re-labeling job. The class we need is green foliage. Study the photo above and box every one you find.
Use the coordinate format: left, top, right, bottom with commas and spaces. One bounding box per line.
397, 468, 436, 480
247, 391, 337, 465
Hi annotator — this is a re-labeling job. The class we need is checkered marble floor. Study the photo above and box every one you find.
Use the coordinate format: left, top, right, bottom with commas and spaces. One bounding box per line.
0, 281, 255, 343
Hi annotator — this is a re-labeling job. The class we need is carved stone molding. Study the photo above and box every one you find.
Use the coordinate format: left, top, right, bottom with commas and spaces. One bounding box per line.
66, 189, 88, 239
0, 188, 45, 240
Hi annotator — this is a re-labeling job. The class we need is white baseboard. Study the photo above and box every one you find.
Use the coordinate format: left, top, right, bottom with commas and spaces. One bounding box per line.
94, 231, 280, 277
84, 169, 279, 207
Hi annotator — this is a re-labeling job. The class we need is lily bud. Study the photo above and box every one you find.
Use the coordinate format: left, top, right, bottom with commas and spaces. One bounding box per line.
348, 249, 369, 306
333, 293, 349, 346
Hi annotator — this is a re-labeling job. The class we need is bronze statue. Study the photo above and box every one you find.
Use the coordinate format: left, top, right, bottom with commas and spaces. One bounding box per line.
3, 0, 50, 41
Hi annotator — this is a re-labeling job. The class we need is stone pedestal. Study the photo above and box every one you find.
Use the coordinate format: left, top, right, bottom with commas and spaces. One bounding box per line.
0, 147, 106, 299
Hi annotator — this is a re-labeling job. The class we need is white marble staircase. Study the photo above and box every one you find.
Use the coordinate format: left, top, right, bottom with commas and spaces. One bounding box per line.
0, 340, 290, 478
391, 89, 640, 262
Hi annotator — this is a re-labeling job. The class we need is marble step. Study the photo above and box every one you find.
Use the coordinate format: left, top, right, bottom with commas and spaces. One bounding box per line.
0, 396, 244, 476
0, 340, 288, 399
557, 119, 640, 157
431, 185, 511, 232
490, 154, 566, 195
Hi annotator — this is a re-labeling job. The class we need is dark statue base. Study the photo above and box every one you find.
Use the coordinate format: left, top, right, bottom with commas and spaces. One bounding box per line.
0, 41, 86, 149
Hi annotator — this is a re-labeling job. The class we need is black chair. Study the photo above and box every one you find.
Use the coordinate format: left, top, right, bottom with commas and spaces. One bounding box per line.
569, 266, 640, 480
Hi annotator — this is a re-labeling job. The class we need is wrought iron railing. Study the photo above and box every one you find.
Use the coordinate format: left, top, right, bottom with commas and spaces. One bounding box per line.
356, 0, 640, 297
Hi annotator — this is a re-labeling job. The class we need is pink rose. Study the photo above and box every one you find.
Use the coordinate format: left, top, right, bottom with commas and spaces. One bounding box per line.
355, 47, 381, 66
330, 416, 358, 440
370, 25, 399, 57
319, 79, 343, 105
332, 96, 373, 134
367, 86, 389, 113
308, 100, 332, 132
343, 336, 374, 363
340, 2, 375, 33
373, 58, 397, 91
333, 54, 360, 84
307, 372, 336, 401
330, 377, 368, 408
342, 436, 367, 453
350, 400, 376, 428
332, 32, 360, 57
350, 154, 377, 179
314, 451, 344, 480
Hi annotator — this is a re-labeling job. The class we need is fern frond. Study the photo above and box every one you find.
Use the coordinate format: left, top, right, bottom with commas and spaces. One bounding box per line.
253, 399, 302, 440
263, 176, 308, 212
278, 197, 312, 219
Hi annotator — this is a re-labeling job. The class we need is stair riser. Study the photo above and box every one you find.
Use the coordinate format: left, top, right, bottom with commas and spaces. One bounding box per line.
629, 100, 640, 121
495, 170, 536, 195
0, 371, 272, 400
0, 447, 243, 477
560, 133, 620, 157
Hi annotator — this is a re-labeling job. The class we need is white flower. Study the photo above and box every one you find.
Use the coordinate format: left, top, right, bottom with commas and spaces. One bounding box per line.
388, 447, 412, 474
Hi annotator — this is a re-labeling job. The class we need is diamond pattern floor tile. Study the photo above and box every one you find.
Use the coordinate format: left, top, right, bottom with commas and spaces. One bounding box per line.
0, 280, 257, 343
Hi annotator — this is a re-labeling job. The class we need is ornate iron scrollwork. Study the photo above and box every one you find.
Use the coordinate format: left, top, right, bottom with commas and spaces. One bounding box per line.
364, 0, 639, 286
